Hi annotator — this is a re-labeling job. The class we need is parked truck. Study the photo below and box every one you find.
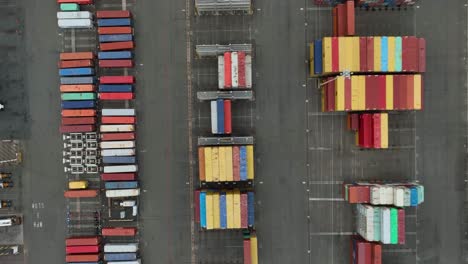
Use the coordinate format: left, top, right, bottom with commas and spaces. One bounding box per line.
0, 181, 13, 188
0, 200, 12, 208
0, 173, 11, 180
0, 216, 21, 227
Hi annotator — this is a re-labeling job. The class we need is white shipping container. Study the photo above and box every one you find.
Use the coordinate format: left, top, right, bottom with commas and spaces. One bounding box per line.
370, 185, 380, 205
382, 186, 394, 205
231, 52, 239, 88
106, 188, 140, 198
101, 149, 136, 156
57, 11, 92, 19
403, 188, 411, 206
417, 185, 424, 203
58, 19, 93, 29
218, 56, 225, 89
100, 125, 135, 132
245, 55, 252, 88
100, 141, 135, 149
104, 243, 139, 253
102, 108, 136, 116
394, 187, 405, 207
211, 101, 218, 134
108, 260, 141, 264
380, 208, 391, 244
103, 165, 138, 173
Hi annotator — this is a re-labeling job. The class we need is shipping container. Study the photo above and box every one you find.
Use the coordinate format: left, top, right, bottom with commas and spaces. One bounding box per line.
101, 132, 135, 141
99, 59, 133, 68
100, 76, 134, 84
62, 109, 96, 117
103, 165, 138, 173
102, 156, 136, 164
238, 52, 246, 87
68, 181, 87, 190
57, 11, 92, 19
100, 141, 135, 149
103, 243, 138, 253
60, 84, 95, 93
64, 189, 99, 198
245, 55, 252, 88
243, 240, 252, 264
104, 253, 137, 261
62, 117, 96, 125
60, 3, 80, 11
101, 173, 136, 181
101, 149, 135, 156
194, 190, 201, 223
100, 41, 134, 51
102, 108, 135, 116
98, 51, 132, 60
97, 18, 131, 27
59, 67, 94, 77
218, 56, 225, 89
105, 188, 140, 198
65, 254, 100, 262
58, 19, 93, 29
224, 52, 232, 88
100, 125, 135, 132
60, 125, 95, 133
66, 245, 99, 254
96, 10, 131, 18
61, 76, 95, 85
231, 52, 239, 88
99, 34, 133, 43
102, 227, 137, 236
59, 59, 94, 69
217, 99, 224, 134
101, 116, 136, 124
99, 92, 134, 100
98, 26, 133, 35
99, 84, 133, 93
107, 260, 141, 264
250, 235, 259, 264
61, 93, 96, 101
60, 52, 94, 61
66, 236, 101, 246
57, 0, 93, 3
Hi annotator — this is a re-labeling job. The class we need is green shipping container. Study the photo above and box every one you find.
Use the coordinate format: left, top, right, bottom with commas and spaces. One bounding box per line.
60, 3, 80, 11
61, 93, 96, 101
390, 208, 398, 244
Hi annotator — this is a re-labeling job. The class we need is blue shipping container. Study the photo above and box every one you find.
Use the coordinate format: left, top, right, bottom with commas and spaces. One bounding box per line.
98, 51, 132, 60
97, 18, 131, 27
200, 192, 207, 228
314, 40, 323, 75
247, 192, 254, 227
104, 253, 137, 261
410, 187, 418, 206
381, 36, 388, 72
67, 263, 101, 264
216, 99, 224, 134
220, 193, 227, 229
104, 181, 139, 189
60, 76, 95, 85
239, 146, 247, 181
99, 85, 133, 93
99, 34, 133, 43
61, 100, 95, 109
103, 156, 136, 164
59, 67, 94, 77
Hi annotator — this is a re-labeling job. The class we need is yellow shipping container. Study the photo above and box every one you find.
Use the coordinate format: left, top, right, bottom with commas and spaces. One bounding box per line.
381, 113, 389, 149
247, 145, 254, 180
352, 37, 360, 72
204, 147, 213, 182
212, 147, 219, 182
321, 88, 325, 112
233, 190, 241, 228
213, 193, 220, 229
219, 147, 226, 182
225, 146, 233, 181
338, 37, 345, 71
250, 235, 259, 264
310, 43, 314, 77
351, 75, 359, 110
388, 37, 396, 72
358, 75, 366, 110
344, 37, 353, 71
206, 193, 214, 230
226, 191, 234, 229
323, 37, 332, 73
374, 36, 381, 72
414, 74, 422, 109
336, 76, 345, 111
386, 75, 394, 110
69, 180, 88, 190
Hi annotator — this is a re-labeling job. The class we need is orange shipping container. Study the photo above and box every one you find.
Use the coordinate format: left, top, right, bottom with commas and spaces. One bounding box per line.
98, 26, 133, 35
58, 59, 94, 69
60, 84, 95, 93
60, 52, 94, 61
61, 109, 96, 117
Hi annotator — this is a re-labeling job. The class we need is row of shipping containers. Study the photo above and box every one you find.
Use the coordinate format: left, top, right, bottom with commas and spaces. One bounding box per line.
310, 36, 425, 75
350, 235, 382, 264
243, 234, 259, 264
210, 99, 232, 134
198, 190, 254, 230
57, 10, 93, 29
321, 74, 422, 112
356, 204, 406, 244
65, 236, 102, 263
332, 0, 355, 36
346, 113, 388, 149
218, 51, 252, 89
313, 0, 419, 7
198, 145, 254, 182
343, 182, 424, 206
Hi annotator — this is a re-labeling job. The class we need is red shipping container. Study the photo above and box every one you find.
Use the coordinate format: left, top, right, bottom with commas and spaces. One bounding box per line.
64, 190, 99, 198
418, 38, 426, 72
60, 125, 94, 133
402, 37, 419, 72
345, 0, 355, 36
60, 52, 94, 61
243, 240, 252, 264
224, 100, 232, 134
359, 37, 367, 72
232, 146, 240, 181
66, 236, 101, 246
407, 75, 414, 109
358, 115, 364, 147
224, 52, 232, 88
62, 117, 96, 126
100, 173, 136, 181
361, 114, 372, 148
398, 209, 406, 245
240, 193, 248, 228
99, 59, 133, 68
327, 79, 336, 111
344, 77, 352, 110
101, 132, 135, 141
336, 4, 346, 36
357, 242, 371, 264
366, 37, 374, 72
377, 75, 386, 110
102, 227, 136, 236
98, 27, 133, 35
100, 41, 134, 51
100, 75, 134, 84
99, 92, 134, 100
373, 114, 381, 148
65, 254, 100, 263
194, 190, 200, 223
59, 59, 94, 69
332, 7, 338, 37
331, 37, 339, 72
399, 75, 407, 110
392, 75, 400, 110
66, 245, 99, 254
238, 52, 246, 87
101, 116, 136, 124
350, 113, 359, 131
96, 10, 131, 18
372, 244, 382, 264
364, 76, 372, 110
357, 186, 370, 203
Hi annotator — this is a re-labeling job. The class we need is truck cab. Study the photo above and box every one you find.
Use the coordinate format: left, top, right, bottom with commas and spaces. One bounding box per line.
0, 216, 22, 227
0, 200, 12, 209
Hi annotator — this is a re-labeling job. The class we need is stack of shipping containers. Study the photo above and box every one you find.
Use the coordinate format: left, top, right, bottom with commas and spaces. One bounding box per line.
65, 236, 101, 263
